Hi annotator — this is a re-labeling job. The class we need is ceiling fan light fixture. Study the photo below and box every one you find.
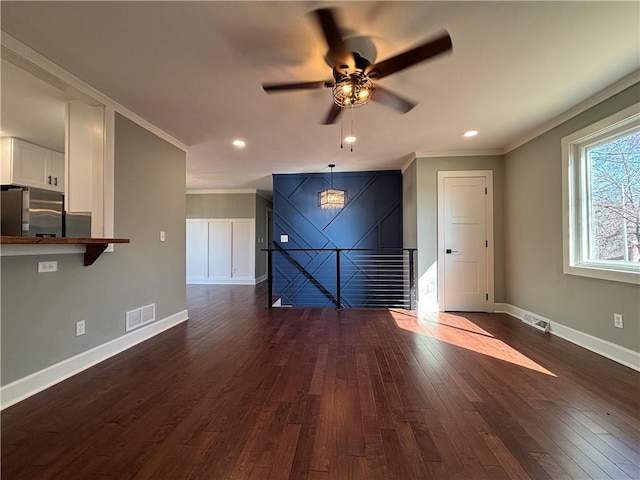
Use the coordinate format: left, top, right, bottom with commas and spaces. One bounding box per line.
332, 73, 373, 108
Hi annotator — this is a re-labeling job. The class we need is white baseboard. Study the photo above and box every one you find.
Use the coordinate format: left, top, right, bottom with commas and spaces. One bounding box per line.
187, 277, 260, 285
255, 274, 268, 284
0, 309, 189, 410
501, 304, 639, 372
493, 302, 509, 313
421, 302, 505, 313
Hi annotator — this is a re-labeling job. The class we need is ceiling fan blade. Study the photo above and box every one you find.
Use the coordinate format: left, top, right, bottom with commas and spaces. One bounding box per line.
322, 103, 342, 125
314, 8, 353, 68
263, 80, 331, 93
365, 31, 452, 79
372, 85, 417, 114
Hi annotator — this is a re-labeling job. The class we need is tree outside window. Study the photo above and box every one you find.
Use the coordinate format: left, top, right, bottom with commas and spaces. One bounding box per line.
587, 130, 640, 263
562, 103, 639, 284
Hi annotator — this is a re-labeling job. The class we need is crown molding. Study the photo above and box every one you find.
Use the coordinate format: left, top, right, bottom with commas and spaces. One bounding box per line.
504, 69, 640, 154
400, 153, 417, 173
187, 189, 258, 195
1, 31, 188, 152
413, 149, 504, 158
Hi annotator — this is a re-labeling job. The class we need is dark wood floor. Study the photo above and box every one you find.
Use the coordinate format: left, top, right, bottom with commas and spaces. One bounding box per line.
2, 284, 639, 479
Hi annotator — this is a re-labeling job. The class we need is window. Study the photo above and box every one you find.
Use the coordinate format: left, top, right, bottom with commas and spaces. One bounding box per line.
562, 103, 640, 284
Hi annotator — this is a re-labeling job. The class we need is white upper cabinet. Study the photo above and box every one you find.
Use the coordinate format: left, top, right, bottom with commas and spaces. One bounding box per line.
49, 151, 65, 191
1, 137, 64, 192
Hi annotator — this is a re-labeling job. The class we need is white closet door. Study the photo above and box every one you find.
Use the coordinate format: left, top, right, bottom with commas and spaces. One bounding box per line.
442, 176, 487, 311
186, 221, 208, 279
208, 220, 231, 279
232, 220, 253, 279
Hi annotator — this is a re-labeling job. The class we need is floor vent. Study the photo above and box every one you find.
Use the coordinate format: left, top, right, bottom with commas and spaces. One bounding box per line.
522, 312, 550, 333
125, 304, 156, 332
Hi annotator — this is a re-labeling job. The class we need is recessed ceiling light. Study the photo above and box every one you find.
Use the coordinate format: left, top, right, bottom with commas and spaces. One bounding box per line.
232, 139, 246, 148
463, 130, 478, 137
344, 135, 357, 143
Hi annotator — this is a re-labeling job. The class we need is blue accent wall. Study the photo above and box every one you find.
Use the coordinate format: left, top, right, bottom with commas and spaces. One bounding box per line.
273, 170, 403, 307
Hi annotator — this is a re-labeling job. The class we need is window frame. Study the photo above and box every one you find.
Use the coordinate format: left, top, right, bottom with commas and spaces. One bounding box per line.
561, 102, 640, 284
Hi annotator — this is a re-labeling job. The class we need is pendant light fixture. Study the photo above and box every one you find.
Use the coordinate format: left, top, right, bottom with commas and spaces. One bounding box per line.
318, 164, 347, 209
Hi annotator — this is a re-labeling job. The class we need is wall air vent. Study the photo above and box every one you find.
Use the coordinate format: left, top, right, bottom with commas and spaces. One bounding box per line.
522, 313, 550, 333
125, 304, 156, 332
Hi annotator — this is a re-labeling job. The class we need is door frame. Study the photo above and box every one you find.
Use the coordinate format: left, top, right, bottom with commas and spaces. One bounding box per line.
437, 170, 494, 312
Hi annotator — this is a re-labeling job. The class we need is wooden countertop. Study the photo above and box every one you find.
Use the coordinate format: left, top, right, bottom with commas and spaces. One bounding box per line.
0, 236, 129, 244
0, 236, 130, 265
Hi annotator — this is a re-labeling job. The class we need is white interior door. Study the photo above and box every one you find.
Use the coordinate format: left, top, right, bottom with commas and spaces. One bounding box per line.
438, 172, 493, 311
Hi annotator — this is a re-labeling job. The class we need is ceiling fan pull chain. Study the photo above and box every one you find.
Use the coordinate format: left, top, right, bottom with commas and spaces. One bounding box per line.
350, 109, 354, 152
340, 114, 344, 149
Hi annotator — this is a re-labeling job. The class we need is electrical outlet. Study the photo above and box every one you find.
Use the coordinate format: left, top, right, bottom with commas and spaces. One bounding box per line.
38, 261, 57, 273
76, 320, 86, 336
613, 314, 624, 329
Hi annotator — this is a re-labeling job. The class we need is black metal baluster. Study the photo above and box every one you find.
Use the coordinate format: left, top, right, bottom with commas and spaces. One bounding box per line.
267, 249, 273, 309
336, 249, 342, 310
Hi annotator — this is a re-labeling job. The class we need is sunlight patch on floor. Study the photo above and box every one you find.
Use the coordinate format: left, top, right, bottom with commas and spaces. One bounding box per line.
389, 310, 556, 377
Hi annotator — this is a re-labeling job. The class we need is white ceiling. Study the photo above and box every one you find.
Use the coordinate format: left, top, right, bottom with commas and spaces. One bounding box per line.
1, 1, 638, 192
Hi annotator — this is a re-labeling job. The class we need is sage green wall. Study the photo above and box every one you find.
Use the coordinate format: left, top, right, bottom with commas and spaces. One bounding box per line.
504, 83, 639, 352
254, 194, 272, 279
1, 114, 187, 385
186, 193, 255, 218
414, 155, 506, 308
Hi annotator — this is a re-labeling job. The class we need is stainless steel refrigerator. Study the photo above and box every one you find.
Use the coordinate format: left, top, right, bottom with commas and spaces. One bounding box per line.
1, 186, 91, 237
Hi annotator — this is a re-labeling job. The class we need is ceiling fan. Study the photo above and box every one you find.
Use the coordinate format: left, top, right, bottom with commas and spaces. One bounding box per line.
262, 8, 453, 125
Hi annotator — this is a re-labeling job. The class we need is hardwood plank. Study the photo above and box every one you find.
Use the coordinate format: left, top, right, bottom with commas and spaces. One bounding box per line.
309, 344, 329, 395
265, 423, 301, 480
288, 394, 321, 479
1, 284, 638, 480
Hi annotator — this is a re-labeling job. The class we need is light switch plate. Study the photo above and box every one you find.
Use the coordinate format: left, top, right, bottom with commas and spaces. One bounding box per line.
613, 313, 624, 329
